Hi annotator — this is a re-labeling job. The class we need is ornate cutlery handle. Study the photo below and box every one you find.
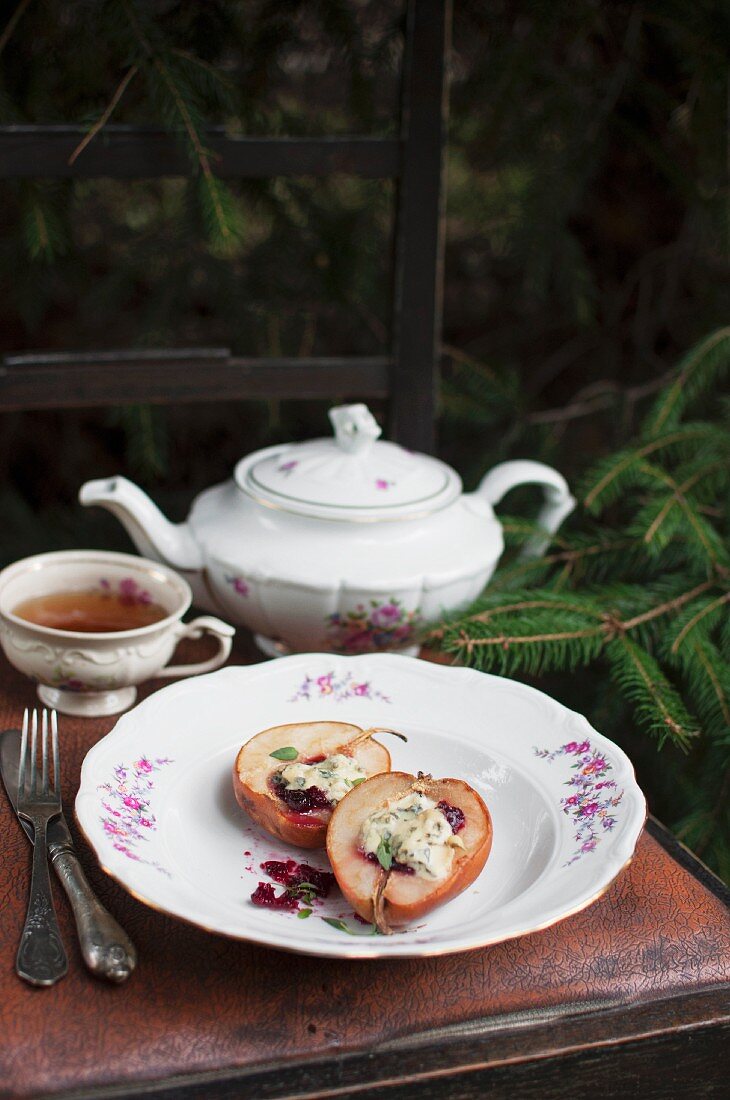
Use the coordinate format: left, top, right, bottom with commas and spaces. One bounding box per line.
16, 820, 68, 986
52, 847, 137, 982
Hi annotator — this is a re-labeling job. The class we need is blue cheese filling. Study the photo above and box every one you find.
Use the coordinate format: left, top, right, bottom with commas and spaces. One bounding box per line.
277, 753, 366, 804
359, 791, 465, 880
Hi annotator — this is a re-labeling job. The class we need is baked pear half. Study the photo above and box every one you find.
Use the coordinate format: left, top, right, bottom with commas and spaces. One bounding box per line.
233, 720, 396, 849
326, 771, 492, 932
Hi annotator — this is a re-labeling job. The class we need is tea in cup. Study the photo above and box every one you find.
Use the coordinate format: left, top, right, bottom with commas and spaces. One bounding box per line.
0, 550, 235, 716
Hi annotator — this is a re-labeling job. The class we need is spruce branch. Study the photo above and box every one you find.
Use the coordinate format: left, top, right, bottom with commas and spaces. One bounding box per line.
642, 327, 730, 437
582, 424, 723, 514
637, 460, 725, 547
437, 332, 728, 764
684, 640, 730, 735
0, 0, 32, 57
20, 185, 68, 262
120, 0, 240, 248
670, 592, 730, 654
606, 635, 699, 748
633, 462, 728, 565
68, 64, 139, 165
620, 579, 719, 631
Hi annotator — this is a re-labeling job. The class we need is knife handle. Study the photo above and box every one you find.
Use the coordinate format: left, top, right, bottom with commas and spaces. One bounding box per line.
51, 847, 137, 982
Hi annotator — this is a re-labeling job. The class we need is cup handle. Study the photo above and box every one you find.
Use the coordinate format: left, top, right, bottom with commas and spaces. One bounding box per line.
156, 616, 235, 678
475, 460, 576, 559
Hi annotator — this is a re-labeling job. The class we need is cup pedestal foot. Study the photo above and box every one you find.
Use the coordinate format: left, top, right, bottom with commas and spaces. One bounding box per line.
37, 684, 138, 718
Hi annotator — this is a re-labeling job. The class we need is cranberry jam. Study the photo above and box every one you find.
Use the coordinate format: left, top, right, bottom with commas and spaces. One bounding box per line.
275, 784, 333, 813
437, 800, 466, 833
250, 882, 299, 911
261, 859, 335, 897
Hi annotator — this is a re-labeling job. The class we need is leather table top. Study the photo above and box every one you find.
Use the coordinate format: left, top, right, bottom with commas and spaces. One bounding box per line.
0, 636, 728, 1099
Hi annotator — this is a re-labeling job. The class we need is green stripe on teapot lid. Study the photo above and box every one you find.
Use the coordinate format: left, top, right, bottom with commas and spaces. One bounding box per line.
235, 404, 461, 520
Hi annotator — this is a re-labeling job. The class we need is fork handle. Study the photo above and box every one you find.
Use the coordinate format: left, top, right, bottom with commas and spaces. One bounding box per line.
52, 847, 137, 982
16, 820, 68, 986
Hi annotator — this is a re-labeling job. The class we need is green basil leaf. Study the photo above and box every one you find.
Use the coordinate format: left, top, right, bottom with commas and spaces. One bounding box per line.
269, 746, 298, 761
376, 838, 392, 871
297, 908, 313, 919
322, 917, 380, 936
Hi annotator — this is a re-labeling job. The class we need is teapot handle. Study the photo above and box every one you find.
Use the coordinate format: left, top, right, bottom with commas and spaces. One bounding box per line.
475, 460, 576, 559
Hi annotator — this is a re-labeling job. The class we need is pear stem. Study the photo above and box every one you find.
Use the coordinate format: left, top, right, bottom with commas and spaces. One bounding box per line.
351, 726, 408, 748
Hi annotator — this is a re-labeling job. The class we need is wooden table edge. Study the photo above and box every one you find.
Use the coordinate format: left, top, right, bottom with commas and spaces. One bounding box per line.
43, 984, 730, 1100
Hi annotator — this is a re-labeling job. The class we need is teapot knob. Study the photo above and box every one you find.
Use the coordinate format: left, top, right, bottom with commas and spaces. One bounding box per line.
329, 403, 382, 455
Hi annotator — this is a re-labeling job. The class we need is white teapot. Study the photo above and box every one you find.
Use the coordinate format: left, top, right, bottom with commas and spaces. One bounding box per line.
79, 404, 574, 656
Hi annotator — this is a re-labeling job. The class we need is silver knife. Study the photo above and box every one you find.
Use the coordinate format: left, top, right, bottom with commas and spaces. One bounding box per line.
1, 728, 137, 982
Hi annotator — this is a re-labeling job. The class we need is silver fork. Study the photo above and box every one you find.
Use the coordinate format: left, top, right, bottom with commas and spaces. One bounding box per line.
15, 709, 68, 986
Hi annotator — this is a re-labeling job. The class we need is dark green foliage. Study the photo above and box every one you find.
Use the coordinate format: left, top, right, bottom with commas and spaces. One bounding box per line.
438, 332, 730, 878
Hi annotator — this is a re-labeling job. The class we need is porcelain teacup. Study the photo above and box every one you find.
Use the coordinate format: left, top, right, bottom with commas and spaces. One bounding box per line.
0, 550, 235, 716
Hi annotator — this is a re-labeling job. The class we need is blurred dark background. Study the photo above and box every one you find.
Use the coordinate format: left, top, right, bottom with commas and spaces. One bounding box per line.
0, 1, 728, 866
1, 0, 727, 557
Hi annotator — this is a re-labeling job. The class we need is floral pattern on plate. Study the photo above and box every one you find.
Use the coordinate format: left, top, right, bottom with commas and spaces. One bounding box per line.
325, 598, 419, 654
289, 670, 391, 703
534, 740, 624, 865
97, 756, 173, 874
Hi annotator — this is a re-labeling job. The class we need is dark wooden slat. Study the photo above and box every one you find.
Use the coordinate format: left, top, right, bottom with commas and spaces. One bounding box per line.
0, 351, 391, 409
390, 0, 451, 454
0, 126, 401, 179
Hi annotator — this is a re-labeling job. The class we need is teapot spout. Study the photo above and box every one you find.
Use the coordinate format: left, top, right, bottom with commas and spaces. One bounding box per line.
79, 476, 204, 573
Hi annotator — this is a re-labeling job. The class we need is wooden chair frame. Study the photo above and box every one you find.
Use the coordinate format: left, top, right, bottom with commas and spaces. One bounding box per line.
0, 0, 451, 452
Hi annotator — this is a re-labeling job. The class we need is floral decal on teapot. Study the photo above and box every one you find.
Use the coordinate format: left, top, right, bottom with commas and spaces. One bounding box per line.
325, 598, 420, 654
224, 574, 250, 598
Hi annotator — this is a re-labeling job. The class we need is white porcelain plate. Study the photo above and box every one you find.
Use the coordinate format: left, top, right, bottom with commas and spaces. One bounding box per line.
75, 654, 646, 958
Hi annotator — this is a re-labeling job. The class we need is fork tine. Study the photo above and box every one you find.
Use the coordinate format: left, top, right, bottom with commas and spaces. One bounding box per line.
51, 710, 60, 795
30, 709, 38, 798
18, 709, 28, 801
41, 709, 49, 795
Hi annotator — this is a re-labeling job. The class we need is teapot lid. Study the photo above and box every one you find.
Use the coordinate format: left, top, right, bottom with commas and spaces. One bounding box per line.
235, 404, 461, 520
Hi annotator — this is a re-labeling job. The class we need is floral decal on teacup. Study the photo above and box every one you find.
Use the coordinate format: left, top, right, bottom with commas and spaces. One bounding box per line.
277, 460, 299, 476
325, 598, 420, 654
99, 576, 152, 606
97, 756, 173, 874
534, 740, 624, 865
49, 666, 119, 694
290, 670, 391, 703
375, 478, 395, 490
46, 660, 119, 695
